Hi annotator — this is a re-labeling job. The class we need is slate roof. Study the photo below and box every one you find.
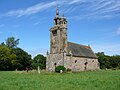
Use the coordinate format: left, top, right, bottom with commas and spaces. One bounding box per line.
67, 42, 98, 59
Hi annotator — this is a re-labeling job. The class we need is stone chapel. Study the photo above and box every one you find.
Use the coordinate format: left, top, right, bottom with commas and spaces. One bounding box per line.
46, 7, 99, 72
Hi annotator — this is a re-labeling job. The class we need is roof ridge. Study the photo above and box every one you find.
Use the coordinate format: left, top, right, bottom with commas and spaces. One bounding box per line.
68, 42, 91, 49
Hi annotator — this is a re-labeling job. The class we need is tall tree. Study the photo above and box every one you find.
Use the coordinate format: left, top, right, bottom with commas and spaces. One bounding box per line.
32, 54, 46, 69
110, 55, 120, 69
12, 48, 32, 70
0, 45, 16, 70
96, 52, 110, 69
0, 37, 32, 70
6, 37, 19, 48
96, 52, 120, 69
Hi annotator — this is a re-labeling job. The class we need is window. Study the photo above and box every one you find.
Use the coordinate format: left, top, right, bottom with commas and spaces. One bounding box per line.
75, 60, 77, 63
84, 62, 88, 65
54, 63, 57, 68
54, 63, 57, 66
59, 21, 62, 25
84, 62, 88, 70
52, 30, 57, 36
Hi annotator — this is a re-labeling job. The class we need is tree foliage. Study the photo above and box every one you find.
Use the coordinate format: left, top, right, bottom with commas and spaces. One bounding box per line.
0, 37, 31, 70
0, 45, 16, 70
12, 48, 32, 70
31, 54, 46, 70
6, 37, 19, 48
96, 52, 120, 69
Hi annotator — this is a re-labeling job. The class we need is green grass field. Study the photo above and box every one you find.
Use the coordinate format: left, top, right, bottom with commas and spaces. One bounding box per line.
0, 70, 120, 90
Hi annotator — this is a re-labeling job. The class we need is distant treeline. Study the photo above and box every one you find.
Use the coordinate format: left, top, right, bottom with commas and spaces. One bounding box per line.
0, 37, 120, 71
96, 52, 120, 69
0, 37, 46, 71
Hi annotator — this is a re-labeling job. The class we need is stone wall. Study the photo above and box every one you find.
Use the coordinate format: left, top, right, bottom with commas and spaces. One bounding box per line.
46, 53, 99, 71
46, 53, 65, 71
65, 56, 99, 71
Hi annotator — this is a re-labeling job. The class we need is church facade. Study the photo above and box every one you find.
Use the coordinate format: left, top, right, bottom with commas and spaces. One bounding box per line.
46, 7, 99, 72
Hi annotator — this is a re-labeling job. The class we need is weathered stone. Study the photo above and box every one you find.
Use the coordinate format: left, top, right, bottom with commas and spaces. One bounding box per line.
46, 6, 99, 72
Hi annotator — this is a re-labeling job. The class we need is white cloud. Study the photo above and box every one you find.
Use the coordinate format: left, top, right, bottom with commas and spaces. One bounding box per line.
6, 1, 57, 17
1, 0, 120, 19
91, 0, 120, 15
33, 22, 40, 26
117, 27, 120, 35
68, 0, 120, 19
69, 0, 84, 4
32, 17, 47, 26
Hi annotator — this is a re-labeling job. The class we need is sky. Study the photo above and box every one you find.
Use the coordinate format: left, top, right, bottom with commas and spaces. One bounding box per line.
0, 0, 120, 57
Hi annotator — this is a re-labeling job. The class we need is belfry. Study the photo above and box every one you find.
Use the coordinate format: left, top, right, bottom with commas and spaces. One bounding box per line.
50, 5, 67, 54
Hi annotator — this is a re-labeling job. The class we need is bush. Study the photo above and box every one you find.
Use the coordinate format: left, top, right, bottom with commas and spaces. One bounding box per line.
55, 66, 66, 73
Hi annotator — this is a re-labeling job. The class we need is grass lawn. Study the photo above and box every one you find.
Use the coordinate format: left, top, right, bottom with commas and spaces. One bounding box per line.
0, 70, 120, 90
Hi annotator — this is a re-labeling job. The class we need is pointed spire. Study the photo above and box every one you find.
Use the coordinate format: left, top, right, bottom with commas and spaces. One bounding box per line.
56, 4, 59, 18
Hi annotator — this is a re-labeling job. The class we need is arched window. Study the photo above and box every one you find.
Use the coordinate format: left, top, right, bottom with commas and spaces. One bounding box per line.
84, 62, 88, 70
75, 60, 77, 63
54, 63, 57, 66
84, 62, 88, 65
52, 30, 57, 36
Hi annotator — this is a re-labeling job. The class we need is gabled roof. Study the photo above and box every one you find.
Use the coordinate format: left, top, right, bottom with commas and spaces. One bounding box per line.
67, 42, 98, 59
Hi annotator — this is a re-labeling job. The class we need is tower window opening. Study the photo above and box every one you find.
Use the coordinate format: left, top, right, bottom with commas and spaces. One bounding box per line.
54, 19, 58, 25
59, 21, 62, 25
52, 30, 57, 36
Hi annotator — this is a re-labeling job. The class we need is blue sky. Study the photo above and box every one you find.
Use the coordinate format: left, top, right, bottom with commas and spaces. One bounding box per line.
0, 0, 120, 57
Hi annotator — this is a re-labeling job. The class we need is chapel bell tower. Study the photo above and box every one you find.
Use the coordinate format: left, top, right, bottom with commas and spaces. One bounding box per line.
50, 6, 68, 54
